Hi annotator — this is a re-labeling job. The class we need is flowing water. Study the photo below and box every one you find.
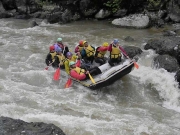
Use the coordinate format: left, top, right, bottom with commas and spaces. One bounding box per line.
0, 18, 180, 135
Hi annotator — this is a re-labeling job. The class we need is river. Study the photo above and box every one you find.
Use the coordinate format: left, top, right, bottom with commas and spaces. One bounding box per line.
0, 18, 180, 135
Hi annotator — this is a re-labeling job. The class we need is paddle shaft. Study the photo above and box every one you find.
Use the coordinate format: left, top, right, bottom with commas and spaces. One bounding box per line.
119, 46, 139, 69
45, 61, 54, 70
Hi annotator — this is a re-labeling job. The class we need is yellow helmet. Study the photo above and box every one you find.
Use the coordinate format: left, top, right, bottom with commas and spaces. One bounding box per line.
103, 42, 109, 47
83, 41, 87, 45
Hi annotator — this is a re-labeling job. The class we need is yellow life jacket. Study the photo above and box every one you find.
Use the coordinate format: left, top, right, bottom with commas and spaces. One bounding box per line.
64, 55, 78, 74
73, 67, 85, 75
50, 52, 56, 60
85, 45, 95, 57
78, 46, 84, 52
57, 54, 66, 65
110, 46, 121, 58
97, 49, 107, 58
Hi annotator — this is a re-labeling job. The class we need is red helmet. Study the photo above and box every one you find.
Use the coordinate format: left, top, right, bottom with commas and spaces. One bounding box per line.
79, 40, 84, 46
49, 45, 55, 51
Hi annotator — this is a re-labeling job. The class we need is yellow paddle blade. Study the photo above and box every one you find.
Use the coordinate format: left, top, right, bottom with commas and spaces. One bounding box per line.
88, 73, 96, 84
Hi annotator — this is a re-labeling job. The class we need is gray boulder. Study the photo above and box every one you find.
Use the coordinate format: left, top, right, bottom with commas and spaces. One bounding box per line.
123, 46, 142, 59
153, 54, 179, 72
112, 14, 149, 29
167, 0, 180, 22
144, 37, 180, 57
95, 9, 111, 19
0, 116, 66, 135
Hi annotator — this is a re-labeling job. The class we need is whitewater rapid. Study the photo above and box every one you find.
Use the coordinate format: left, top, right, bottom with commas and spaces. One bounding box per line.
0, 18, 180, 135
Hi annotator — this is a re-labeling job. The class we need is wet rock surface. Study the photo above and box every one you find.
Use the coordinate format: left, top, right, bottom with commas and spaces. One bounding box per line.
0, 116, 66, 135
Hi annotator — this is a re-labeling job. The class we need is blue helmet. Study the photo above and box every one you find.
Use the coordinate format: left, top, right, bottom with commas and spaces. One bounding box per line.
113, 39, 119, 44
66, 52, 73, 57
56, 47, 62, 53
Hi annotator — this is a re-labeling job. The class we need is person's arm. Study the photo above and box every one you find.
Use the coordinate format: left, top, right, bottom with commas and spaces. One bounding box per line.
76, 51, 81, 59
119, 46, 130, 58
98, 46, 108, 51
45, 53, 51, 66
76, 59, 81, 67
74, 46, 79, 53
108, 44, 112, 51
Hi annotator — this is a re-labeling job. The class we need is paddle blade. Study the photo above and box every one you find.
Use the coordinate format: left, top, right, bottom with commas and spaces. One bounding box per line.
65, 78, 72, 88
134, 62, 139, 69
88, 73, 96, 84
53, 68, 60, 80
45, 66, 49, 70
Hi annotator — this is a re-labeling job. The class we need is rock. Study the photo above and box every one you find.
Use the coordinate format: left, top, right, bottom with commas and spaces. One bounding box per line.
124, 36, 135, 42
95, 9, 111, 19
144, 37, 180, 57
175, 69, 180, 86
0, 12, 14, 18
80, 0, 98, 17
167, 0, 180, 23
0, 116, 66, 135
113, 9, 127, 17
153, 54, 179, 72
29, 20, 38, 27
47, 11, 62, 24
112, 14, 149, 29
123, 46, 142, 58
163, 30, 176, 36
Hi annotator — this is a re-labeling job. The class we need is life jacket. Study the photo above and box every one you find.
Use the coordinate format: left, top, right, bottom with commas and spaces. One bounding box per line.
67, 55, 77, 62
65, 55, 77, 68
64, 55, 78, 74
50, 52, 56, 60
73, 67, 85, 75
58, 43, 64, 49
78, 45, 84, 52
57, 54, 66, 65
110, 46, 121, 59
85, 45, 95, 57
95, 47, 107, 58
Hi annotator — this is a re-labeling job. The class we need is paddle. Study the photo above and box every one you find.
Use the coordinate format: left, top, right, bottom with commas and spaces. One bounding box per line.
64, 78, 72, 88
53, 68, 60, 80
45, 62, 53, 70
88, 73, 96, 84
119, 46, 139, 69
80, 59, 96, 84
45, 66, 50, 70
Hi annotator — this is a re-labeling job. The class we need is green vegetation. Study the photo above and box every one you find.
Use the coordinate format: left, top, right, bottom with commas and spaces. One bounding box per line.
104, 0, 122, 13
147, 0, 169, 10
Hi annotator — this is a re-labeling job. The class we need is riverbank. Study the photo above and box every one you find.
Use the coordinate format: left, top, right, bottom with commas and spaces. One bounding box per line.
0, 0, 180, 28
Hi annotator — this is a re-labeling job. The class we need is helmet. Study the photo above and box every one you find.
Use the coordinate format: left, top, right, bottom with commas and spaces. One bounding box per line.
83, 41, 87, 45
56, 47, 62, 53
57, 38, 62, 42
103, 42, 109, 47
69, 61, 76, 66
79, 40, 84, 46
113, 39, 119, 44
66, 52, 73, 57
49, 45, 55, 51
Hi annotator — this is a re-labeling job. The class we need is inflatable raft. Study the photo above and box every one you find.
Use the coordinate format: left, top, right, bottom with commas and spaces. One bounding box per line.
70, 58, 135, 90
